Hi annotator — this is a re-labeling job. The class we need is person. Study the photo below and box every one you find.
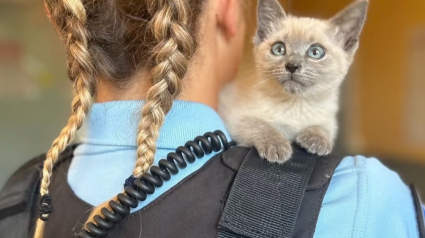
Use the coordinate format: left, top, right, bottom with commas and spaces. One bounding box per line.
0, 0, 423, 237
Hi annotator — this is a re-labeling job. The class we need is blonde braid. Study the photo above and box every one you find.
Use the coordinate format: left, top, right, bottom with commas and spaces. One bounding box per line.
34, 0, 95, 237
134, 0, 195, 177
83, 0, 196, 229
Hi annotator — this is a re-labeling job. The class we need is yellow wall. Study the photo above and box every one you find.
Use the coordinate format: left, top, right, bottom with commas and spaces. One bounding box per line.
354, 0, 425, 162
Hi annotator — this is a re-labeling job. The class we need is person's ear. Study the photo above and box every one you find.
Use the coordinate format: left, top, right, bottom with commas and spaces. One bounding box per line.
217, 0, 241, 40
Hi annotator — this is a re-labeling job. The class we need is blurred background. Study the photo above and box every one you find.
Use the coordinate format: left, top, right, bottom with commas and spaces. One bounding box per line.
0, 0, 424, 197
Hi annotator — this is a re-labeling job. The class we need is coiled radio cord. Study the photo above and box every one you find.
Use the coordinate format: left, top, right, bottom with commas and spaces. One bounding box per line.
79, 130, 234, 238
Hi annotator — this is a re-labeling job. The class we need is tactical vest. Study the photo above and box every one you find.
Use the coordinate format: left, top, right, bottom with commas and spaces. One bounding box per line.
1, 141, 424, 238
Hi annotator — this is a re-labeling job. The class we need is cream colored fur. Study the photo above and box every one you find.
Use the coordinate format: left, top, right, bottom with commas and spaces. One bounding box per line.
220, 0, 368, 163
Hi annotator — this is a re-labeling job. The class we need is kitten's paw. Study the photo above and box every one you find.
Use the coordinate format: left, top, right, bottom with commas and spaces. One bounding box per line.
296, 129, 333, 156
254, 139, 293, 164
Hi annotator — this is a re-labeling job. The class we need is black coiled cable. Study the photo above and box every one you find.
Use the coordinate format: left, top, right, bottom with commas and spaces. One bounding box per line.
78, 130, 234, 238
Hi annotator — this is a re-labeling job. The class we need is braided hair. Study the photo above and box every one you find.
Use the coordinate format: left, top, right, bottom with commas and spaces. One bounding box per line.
34, 0, 95, 237
35, 0, 205, 237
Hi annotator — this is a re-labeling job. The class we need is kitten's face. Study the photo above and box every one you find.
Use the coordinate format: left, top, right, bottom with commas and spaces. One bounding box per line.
254, 0, 368, 96
255, 18, 349, 95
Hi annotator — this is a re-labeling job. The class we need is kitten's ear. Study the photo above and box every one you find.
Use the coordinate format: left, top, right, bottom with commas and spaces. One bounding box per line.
330, 0, 368, 51
254, 0, 286, 45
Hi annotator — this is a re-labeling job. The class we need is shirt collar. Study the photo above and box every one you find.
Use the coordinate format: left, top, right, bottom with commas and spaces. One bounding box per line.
78, 100, 230, 149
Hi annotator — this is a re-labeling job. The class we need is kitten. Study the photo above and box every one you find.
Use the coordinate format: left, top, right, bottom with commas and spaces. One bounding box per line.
220, 0, 368, 163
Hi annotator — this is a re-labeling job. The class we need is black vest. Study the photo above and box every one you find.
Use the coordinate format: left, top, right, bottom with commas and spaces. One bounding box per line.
0, 145, 423, 238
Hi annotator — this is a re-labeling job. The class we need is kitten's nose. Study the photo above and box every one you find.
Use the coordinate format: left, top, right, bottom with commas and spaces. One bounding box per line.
285, 63, 301, 74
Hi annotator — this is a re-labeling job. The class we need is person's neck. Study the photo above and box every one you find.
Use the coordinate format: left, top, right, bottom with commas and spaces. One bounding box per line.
95, 62, 221, 110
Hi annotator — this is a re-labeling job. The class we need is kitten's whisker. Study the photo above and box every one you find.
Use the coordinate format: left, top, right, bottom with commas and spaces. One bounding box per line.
303, 72, 317, 77
302, 75, 317, 80
252, 80, 270, 88
303, 71, 318, 77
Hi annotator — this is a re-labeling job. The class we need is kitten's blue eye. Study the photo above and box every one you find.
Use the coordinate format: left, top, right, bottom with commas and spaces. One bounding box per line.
307, 45, 326, 59
271, 42, 286, 56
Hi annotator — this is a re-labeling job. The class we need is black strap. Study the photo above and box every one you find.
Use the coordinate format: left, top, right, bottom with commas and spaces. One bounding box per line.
217, 145, 332, 238
0, 156, 43, 221
0, 145, 76, 238
0, 154, 43, 238
410, 185, 425, 238
291, 152, 342, 238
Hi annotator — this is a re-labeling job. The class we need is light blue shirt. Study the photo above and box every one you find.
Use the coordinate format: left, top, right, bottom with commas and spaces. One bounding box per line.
316, 156, 419, 238
68, 100, 420, 237
68, 100, 230, 212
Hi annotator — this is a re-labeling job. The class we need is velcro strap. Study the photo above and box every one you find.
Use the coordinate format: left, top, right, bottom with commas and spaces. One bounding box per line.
217, 145, 318, 238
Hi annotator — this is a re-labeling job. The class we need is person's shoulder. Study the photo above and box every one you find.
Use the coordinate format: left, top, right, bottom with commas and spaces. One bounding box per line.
334, 156, 412, 202
333, 155, 406, 190
315, 155, 419, 238
0, 152, 46, 223
0, 146, 76, 218
1, 152, 46, 194
2, 145, 77, 190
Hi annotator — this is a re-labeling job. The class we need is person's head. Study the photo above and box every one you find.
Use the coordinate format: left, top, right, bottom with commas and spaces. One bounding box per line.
34, 0, 247, 237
